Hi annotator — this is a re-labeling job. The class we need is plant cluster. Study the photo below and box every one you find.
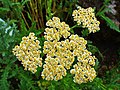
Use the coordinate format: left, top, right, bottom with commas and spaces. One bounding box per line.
42, 17, 97, 83
0, 0, 120, 90
72, 6, 100, 33
13, 7, 98, 84
13, 33, 42, 73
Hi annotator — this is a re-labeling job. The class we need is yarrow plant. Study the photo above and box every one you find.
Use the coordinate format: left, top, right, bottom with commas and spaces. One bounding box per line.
44, 17, 71, 41
42, 17, 96, 84
13, 6, 100, 84
72, 6, 100, 33
42, 17, 73, 81
69, 35, 96, 84
13, 33, 42, 73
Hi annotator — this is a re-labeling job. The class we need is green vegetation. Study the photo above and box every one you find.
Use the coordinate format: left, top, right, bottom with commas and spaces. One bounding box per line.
0, 0, 120, 90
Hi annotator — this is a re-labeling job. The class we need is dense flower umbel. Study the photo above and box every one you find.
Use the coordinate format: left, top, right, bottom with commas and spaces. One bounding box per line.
70, 62, 96, 84
12, 33, 42, 73
42, 17, 73, 80
41, 56, 67, 81
43, 17, 96, 83
72, 6, 100, 33
44, 17, 70, 41
43, 39, 75, 70
70, 49, 96, 84
69, 34, 96, 84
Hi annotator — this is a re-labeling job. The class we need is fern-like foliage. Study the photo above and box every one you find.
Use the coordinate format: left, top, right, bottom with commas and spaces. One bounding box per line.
0, 18, 18, 64
0, 18, 18, 90
18, 69, 37, 90
0, 65, 10, 90
0, 58, 17, 90
105, 64, 120, 90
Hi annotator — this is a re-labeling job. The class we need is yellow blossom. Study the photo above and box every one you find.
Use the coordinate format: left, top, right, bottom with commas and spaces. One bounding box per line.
43, 17, 97, 84
72, 6, 100, 33
44, 17, 71, 41
12, 33, 42, 73
41, 56, 67, 81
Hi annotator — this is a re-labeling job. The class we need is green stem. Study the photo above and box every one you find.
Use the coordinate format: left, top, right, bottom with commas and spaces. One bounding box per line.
96, 5, 105, 16
70, 24, 79, 29
98, 50, 104, 61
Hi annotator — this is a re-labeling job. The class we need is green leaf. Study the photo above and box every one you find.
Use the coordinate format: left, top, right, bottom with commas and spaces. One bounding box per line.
70, 29, 74, 34
100, 14, 120, 33
21, 0, 30, 6
0, 7, 10, 12
87, 44, 99, 54
81, 28, 89, 37
0, 0, 11, 8
0, 59, 16, 90
48, 83, 55, 90
27, 12, 32, 21
18, 72, 36, 90
0, 67, 9, 90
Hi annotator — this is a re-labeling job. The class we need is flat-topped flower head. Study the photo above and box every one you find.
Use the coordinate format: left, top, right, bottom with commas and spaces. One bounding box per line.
43, 17, 97, 83
41, 56, 67, 81
69, 34, 87, 50
12, 32, 42, 73
72, 6, 100, 33
70, 62, 96, 84
70, 48, 96, 84
43, 39, 75, 70
44, 17, 70, 41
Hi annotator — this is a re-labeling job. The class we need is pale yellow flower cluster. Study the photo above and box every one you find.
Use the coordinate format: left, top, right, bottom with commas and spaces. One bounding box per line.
42, 40, 74, 81
69, 34, 96, 84
43, 39, 74, 70
70, 50, 96, 84
72, 6, 100, 33
42, 17, 96, 83
70, 62, 96, 84
42, 17, 74, 80
41, 56, 67, 81
12, 33, 42, 73
44, 17, 70, 41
